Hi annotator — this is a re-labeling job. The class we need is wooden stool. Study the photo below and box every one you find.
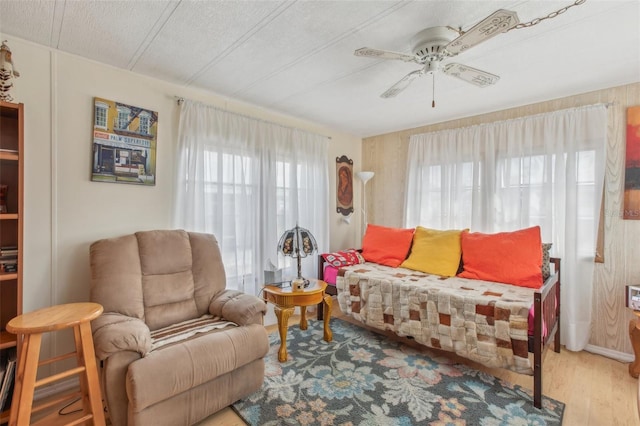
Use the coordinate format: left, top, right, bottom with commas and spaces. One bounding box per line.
6, 302, 106, 426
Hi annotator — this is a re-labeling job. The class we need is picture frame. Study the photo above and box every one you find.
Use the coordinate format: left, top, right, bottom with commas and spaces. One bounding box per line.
91, 97, 158, 185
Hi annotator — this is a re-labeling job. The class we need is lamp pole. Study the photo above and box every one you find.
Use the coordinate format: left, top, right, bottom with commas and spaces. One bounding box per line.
356, 171, 374, 237
295, 224, 302, 280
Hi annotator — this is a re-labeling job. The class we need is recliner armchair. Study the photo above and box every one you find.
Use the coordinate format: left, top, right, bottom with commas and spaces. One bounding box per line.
89, 229, 269, 426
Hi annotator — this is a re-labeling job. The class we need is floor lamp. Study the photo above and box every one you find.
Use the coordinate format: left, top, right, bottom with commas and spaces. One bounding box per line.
356, 171, 374, 236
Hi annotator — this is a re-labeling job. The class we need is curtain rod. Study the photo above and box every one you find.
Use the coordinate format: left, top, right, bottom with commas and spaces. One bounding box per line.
410, 102, 613, 139
173, 96, 331, 140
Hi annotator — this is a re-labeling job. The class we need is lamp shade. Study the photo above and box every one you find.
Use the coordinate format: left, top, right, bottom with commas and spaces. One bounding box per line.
356, 171, 374, 183
277, 224, 318, 284
277, 225, 318, 258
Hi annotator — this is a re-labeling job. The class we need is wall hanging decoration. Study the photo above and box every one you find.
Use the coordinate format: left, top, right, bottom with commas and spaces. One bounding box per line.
624, 106, 640, 219
0, 41, 19, 102
336, 155, 353, 216
91, 97, 157, 185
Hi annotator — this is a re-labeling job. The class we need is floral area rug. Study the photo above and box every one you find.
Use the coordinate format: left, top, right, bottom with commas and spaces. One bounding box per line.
232, 319, 564, 425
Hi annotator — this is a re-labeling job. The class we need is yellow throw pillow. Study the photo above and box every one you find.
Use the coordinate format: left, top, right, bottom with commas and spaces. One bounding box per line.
400, 227, 464, 276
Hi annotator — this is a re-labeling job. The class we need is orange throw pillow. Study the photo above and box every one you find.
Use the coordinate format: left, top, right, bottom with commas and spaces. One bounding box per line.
361, 224, 415, 267
458, 226, 543, 289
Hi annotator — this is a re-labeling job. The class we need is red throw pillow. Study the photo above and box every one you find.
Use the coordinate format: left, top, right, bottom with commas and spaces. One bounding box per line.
458, 226, 543, 289
361, 224, 415, 267
322, 249, 365, 267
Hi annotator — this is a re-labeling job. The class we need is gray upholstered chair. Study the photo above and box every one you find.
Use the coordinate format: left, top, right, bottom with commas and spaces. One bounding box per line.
89, 229, 269, 426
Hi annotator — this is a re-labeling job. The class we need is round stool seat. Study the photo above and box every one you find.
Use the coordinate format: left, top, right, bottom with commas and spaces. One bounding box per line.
7, 302, 103, 334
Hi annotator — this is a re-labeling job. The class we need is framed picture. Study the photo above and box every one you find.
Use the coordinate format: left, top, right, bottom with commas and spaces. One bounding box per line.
624, 106, 640, 219
336, 155, 353, 216
91, 97, 158, 185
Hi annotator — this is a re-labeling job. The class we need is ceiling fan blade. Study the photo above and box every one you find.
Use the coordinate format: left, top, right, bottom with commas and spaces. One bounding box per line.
354, 47, 417, 63
445, 9, 519, 55
442, 63, 499, 87
380, 69, 423, 98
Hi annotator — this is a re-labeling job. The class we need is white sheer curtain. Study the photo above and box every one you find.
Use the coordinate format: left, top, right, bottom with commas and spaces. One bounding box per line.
405, 104, 607, 351
173, 100, 329, 296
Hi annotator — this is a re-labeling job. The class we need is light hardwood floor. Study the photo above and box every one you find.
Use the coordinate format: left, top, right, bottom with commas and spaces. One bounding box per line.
31, 302, 640, 426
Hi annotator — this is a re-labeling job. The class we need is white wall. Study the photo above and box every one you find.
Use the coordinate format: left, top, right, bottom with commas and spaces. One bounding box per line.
4, 35, 362, 364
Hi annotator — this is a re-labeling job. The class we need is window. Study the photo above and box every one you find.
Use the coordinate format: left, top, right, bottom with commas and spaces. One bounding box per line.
275, 159, 307, 271
116, 107, 130, 130
139, 112, 150, 135
407, 147, 600, 251
200, 150, 255, 285
174, 101, 329, 295
495, 151, 599, 257
404, 105, 607, 351
411, 161, 479, 230
192, 153, 304, 282
94, 102, 108, 129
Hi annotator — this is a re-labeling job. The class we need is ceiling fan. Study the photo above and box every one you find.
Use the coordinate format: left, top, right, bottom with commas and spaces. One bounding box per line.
354, 9, 520, 104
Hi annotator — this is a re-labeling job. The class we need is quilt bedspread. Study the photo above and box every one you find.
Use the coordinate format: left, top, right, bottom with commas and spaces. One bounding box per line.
335, 262, 536, 374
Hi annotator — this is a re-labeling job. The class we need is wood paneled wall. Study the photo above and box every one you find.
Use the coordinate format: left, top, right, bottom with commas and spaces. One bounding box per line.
362, 82, 640, 354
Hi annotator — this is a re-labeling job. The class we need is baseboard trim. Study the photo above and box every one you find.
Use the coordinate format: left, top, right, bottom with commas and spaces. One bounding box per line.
584, 344, 634, 362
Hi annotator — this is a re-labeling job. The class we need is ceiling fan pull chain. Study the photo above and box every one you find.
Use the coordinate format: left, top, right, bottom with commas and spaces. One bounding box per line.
509, 0, 587, 31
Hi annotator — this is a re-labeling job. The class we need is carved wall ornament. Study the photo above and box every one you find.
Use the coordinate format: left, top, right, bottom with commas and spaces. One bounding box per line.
0, 41, 20, 102
336, 155, 354, 216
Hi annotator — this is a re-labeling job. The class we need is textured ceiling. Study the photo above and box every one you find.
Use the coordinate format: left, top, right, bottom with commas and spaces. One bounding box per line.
1, 0, 638, 137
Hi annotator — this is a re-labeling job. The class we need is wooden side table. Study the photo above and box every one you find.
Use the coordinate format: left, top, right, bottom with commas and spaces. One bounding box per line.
6, 302, 106, 426
263, 279, 332, 362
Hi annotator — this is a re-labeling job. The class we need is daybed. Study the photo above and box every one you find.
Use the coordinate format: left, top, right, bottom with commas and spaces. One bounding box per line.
320, 225, 560, 409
